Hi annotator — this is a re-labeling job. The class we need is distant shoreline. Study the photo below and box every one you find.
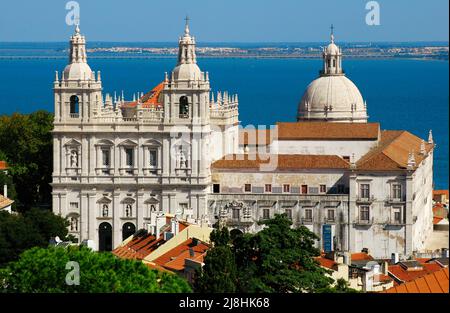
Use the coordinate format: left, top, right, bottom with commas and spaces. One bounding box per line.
0, 55, 447, 61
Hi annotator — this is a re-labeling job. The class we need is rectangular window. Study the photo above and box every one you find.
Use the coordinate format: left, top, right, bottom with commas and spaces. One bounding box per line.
305, 209, 313, 220
265, 184, 272, 193
327, 209, 335, 221
149, 149, 157, 167
360, 206, 370, 221
343, 156, 350, 162
392, 184, 402, 199
393, 207, 401, 223
125, 148, 134, 167
244, 184, 251, 193
263, 208, 270, 220
213, 184, 220, 194
320, 185, 327, 193
283, 184, 290, 193
102, 149, 110, 167
301, 185, 308, 194
360, 184, 370, 199
285, 209, 292, 220
232, 208, 240, 219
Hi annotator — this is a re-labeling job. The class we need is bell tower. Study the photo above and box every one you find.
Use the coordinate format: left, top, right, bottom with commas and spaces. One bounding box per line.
53, 24, 103, 124
162, 17, 211, 126
321, 25, 344, 76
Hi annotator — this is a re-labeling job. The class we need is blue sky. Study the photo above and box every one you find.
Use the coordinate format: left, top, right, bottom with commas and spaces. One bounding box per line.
0, 0, 448, 42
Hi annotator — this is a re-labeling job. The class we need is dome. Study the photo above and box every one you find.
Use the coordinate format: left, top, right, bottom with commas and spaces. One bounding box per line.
172, 63, 202, 81
298, 75, 368, 122
326, 42, 339, 55
63, 62, 93, 81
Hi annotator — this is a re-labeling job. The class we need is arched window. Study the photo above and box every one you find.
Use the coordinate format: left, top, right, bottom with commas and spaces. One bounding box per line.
70, 95, 79, 116
179, 96, 189, 118
332, 59, 336, 67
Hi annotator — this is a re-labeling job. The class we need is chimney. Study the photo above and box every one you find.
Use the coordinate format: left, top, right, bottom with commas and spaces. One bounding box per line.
391, 252, 399, 264
343, 252, 351, 266
3, 183, 7, 198
382, 261, 389, 275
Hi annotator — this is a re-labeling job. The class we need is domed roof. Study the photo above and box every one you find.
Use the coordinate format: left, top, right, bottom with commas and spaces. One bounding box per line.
298, 75, 368, 122
325, 42, 340, 55
173, 63, 202, 81
63, 62, 93, 81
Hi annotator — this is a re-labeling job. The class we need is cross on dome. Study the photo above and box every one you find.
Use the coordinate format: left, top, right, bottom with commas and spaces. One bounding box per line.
184, 15, 190, 36
330, 24, 334, 43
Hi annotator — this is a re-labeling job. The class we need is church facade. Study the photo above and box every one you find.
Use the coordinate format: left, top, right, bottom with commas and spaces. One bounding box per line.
52, 21, 434, 258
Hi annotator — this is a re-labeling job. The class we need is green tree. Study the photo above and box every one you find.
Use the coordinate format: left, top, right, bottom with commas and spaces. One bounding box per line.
194, 226, 237, 293
0, 208, 69, 266
0, 246, 192, 293
196, 214, 335, 293
0, 111, 53, 211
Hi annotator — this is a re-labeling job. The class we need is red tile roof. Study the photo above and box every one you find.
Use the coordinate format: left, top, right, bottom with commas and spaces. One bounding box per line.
383, 267, 449, 293
0, 161, 7, 170
121, 82, 164, 109
0, 194, 14, 210
275, 122, 380, 140
351, 252, 374, 261
153, 238, 210, 272
433, 190, 449, 197
315, 256, 338, 270
212, 154, 350, 171
356, 130, 433, 171
389, 263, 443, 283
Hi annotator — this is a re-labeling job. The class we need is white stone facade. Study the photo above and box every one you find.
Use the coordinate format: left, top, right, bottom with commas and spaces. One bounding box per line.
52, 22, 434, 259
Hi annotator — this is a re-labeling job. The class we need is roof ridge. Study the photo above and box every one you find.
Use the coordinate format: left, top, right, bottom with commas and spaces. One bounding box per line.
357, 130, 405, 168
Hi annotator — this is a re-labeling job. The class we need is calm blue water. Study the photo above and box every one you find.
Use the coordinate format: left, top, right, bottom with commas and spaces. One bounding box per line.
0, 57, 448, 189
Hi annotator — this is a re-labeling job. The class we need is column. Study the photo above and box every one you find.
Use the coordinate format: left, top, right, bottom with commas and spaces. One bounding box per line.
80, 192, 88, 242
137, 189, 145, 229
113, 188, 121, 249
404, 172, 414, 257
53, 136, 60, 176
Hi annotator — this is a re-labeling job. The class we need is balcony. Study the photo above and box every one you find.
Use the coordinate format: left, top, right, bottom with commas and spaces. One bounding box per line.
324, 216, 336, 224
356, 195, 375, 204
301, 217, 313, 224
385, 196, 406, 204
69, 113, 79, 118
353, 217, 374, 226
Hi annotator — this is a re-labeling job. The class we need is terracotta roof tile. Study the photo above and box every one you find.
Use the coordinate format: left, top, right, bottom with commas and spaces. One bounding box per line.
212, 154, 350, 171
433, 190, 449, 196
275, 122, 380, 140
0, 161, 7, 170
0, 194, 14, 210
153, 238, 210, 272
384, 268, 449, 293
315, 256, 337, 270
351, 252, 374, 261
121, 82, 164, 109
357, 130, 433, 171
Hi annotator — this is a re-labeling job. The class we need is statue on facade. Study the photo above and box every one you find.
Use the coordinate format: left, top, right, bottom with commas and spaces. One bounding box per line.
102, 204, 109, 217
70, 217, 78, 231
125, 204, 132, 217
179, 147, 187, 168
70, 150, 78, 168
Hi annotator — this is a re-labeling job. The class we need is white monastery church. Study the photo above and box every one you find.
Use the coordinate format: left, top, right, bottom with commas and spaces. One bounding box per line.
52, 20, 434, 258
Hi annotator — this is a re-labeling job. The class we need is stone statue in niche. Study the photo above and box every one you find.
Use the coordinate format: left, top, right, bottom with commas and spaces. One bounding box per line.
70, 217, 78, 231
125, 204, 132, 217
70, 149, 78, 168
102, 204, 109, 217
178, 147, 188, 168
